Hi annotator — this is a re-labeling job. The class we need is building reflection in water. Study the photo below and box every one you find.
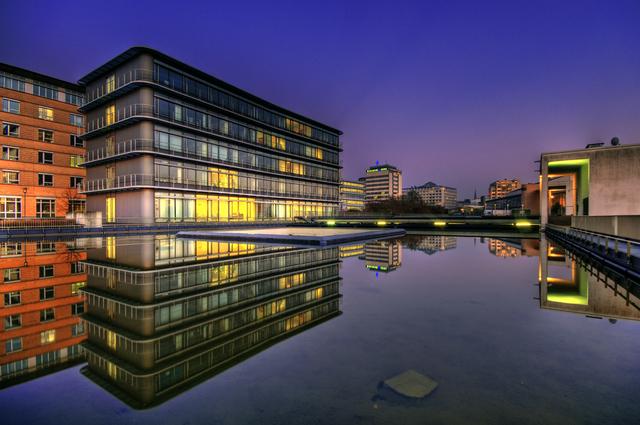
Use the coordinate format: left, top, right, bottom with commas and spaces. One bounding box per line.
0, 240, 87, 386
80, 235, 342, 408
487, 238, 540, 258
403, 235, 456, 255
359, 239, 403, 273
539, 236, 640, 320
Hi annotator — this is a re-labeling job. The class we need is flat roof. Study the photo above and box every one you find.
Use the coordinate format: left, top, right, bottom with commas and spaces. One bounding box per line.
77, 47, 341, 135
541, 143, 640, 158
0, 62, 84, 92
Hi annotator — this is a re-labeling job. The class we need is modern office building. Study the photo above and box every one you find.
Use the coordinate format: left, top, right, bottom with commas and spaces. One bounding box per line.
0, 240, 87, 386
362, 164, 402, 203
0, 63, 86, 221
405, 181, 457, 210
540, 143, 640, 238
488, 178, 520, 200
360, 239, 402, 272
484, 182, 540, 216
78, 47, 341, 225
403, 235, 456, 255
81, 235, 341, 407
339, 179, 365, 212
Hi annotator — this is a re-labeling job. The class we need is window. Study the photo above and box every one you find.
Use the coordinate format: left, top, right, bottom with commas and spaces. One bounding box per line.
40, 329, 56, 344
38, 151, 53, 164
71, 262, 84, 274
67, 199, 85, 213
3, 268, 20, 282
4, 291, 21, 305
36, 198, 55, 218
70, 134, 84, 147
5, 338, 22, 353
2, 122, 19, 137
2, 146, 19, 160
0, 75, 25, 92
71, 302, 84, 315
38, 129, 54, 142
65, 92, 83, 106
69, 155, 84, 167
4, 315, 21, 329
0, 242, 22, 256
105, 105, 115, 125
39, 267, 54, 280
40, 308, 55, 322
71, 281, 85, 294
70, 114, 83, 127
36, 241, 56, 253
38, 173, 53, 186
38, 106, 54, 121
2, 170, 19, 184
2, 98, 19, 114
106, 74, 115, 93
70, 176, 83, 189
72, 322, 85, 336
33, 84, 58, 100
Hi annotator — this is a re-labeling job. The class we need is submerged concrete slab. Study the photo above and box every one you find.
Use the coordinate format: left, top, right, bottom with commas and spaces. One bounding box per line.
383, 370, 438, 399
176, 226, 405, 245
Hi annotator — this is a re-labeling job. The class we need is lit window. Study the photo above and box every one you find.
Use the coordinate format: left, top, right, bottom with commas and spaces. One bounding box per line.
69, 155, 84, 167
40, 330, 56, 344
38, 106, 54, 121
105, 105, 115, 125
2, 170, 19, 184
105, 74, 115, 94
2, 146, 19, 160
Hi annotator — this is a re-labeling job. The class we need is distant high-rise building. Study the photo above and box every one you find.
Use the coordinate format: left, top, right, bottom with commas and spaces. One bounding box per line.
361, 239, 402, 272
488, 178, 521, 199
339, 180, 365, 211
405, 181, 457, 210
362, 164, 402, 203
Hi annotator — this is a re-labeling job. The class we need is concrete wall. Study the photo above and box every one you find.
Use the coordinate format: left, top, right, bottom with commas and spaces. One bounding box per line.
87, 189, 155, 224
572, 215, 640, 240
588, 147, 640, 216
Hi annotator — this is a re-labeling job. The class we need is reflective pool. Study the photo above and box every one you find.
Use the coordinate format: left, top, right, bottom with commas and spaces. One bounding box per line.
1, 233, 639, 424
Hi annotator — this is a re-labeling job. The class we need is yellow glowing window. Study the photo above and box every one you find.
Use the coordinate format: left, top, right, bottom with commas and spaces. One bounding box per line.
278, 137, 286, 150
107, 361, 117, 379
71, 281, 86, 294
107, 330, 117, 350
40, 329, 56, 344
314, 287, 324, 299
105, 74, 115, 94
106, 236, 116, 259
256, 131, 264, 144
315, 148, 323, 160
38, 106, 54, 121
105, 104, 115, 125
106, 197, 116, 223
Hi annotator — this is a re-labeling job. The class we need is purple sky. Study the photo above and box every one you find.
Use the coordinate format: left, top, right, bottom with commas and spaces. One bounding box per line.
2, 0, 639, 199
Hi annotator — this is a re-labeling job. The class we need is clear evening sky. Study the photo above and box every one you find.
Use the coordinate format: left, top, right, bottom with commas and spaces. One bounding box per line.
2, 0, 639, 199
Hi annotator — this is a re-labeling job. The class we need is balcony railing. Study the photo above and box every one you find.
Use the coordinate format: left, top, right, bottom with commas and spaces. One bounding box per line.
83, 138, 339, 184
80, 174, 338, 201
85, 69, 154, 104
85, 104, 154, 133
0, 217, 79, 229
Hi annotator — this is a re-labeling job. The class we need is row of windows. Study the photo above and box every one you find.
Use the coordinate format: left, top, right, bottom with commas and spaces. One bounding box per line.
0, 197, 65, 218
154, 160, 338, 200
1, 122, 85, 146
154, 64, 338, 146
1, 98, 83, 126
2, 262, 84, 283
153, 127, 338, 182
154, 97, 337, 164
154, 192, 337, 223
1, 171, 84, 187
0, 72, 84, 106
2, 146, 84, 166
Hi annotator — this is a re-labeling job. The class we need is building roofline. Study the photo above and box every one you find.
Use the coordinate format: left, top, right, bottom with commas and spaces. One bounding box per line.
77, 46, 342, 135
540, 142, 640, 158
0, 62, 83, 92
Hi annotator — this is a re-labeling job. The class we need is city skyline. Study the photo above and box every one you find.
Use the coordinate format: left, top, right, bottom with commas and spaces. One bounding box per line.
2, 0, 640, 198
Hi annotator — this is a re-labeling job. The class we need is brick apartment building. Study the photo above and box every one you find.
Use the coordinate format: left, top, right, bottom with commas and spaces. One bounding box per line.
0, 63, 86, 220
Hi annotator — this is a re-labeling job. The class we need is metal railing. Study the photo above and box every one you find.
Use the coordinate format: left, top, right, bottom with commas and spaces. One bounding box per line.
80, 174, 339, 201
0, 217, 79, 229
83, 138, 339, 184
85, 104, 154, 133
85, 69, 154, 104
549, 225, 640, 266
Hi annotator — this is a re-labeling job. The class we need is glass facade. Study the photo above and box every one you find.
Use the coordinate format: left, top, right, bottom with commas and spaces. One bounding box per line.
81, 51, 341, 224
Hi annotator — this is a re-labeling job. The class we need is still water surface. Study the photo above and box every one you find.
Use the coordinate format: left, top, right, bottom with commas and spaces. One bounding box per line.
1, 234, 639, 424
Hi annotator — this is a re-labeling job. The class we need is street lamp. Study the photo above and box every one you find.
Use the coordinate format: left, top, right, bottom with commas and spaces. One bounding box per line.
22, 187, 27, 218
